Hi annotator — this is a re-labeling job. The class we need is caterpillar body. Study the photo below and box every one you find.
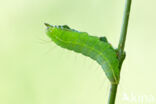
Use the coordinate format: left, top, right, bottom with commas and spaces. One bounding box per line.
45, 23, 120, 84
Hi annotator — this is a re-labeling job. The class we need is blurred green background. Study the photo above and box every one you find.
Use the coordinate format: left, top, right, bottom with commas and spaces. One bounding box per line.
0, 0, 156, 104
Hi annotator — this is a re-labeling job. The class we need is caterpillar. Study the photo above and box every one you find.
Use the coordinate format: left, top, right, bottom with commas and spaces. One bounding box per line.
45, 23, 120, 84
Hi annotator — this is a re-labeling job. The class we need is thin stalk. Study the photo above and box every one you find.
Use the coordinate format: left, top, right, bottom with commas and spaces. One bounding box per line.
108, 84, 118, 104
118, 0, 132, 57
108, 0, 132, 104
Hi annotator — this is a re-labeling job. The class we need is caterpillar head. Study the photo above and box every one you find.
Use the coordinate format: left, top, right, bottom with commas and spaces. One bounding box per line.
45, 23, 61, 38
45, 23, 71, 38
45, 23, 70, 29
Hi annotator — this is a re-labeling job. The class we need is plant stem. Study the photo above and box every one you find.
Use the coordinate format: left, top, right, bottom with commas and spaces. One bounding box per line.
108, 84, 118, 104
108, 0, 132, 104
118, 0, 132, 58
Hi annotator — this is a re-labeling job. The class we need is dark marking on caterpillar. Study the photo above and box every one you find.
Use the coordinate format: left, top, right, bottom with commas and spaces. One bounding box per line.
100, 36, 108, 43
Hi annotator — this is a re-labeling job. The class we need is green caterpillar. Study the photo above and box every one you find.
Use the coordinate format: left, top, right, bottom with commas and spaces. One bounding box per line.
45, 23, 120, 84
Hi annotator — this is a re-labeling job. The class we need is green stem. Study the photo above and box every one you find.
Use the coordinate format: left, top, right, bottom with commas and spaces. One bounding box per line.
108, 84, 118, 104
118, 0, 132, 57
108, 0, 132, 104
